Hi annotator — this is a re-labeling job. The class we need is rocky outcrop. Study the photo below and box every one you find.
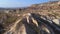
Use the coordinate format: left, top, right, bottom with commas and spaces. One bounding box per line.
0, 1, 60, 34
0, 13, 60, 34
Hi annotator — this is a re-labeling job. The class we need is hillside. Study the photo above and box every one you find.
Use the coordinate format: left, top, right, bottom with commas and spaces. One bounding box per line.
0, 1, 60, 34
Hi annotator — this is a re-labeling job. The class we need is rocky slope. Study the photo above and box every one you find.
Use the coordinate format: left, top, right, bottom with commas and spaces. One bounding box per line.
0, 1, 60, 34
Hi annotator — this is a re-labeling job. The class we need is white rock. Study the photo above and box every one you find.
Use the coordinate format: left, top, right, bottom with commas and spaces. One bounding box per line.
53, 19, 60, 25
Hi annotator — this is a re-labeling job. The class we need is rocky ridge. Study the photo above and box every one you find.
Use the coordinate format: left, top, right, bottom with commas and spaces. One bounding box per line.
0, 1, 60, 34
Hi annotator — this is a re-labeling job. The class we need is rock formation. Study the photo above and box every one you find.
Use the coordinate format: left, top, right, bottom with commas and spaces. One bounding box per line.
0, 1, 60, 34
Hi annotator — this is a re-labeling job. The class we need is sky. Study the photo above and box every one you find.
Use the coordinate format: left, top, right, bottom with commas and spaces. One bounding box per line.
0, 0, 56, 8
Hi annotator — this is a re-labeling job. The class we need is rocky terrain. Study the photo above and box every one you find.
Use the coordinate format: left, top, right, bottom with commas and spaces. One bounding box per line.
0, 1, 60, 34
